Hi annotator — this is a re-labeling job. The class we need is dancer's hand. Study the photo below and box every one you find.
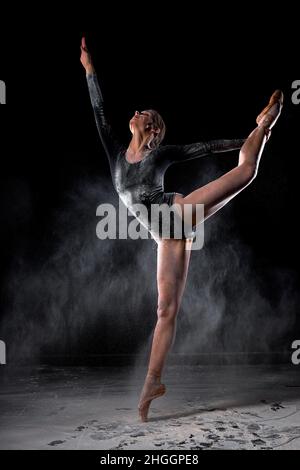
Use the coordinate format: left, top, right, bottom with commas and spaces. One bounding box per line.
80, 37, 95, 75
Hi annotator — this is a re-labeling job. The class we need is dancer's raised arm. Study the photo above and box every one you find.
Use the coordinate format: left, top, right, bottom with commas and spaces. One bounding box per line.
80, 37, 124, 167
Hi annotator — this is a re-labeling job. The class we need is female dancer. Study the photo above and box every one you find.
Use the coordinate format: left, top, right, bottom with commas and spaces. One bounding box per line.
80, 38, 283, 422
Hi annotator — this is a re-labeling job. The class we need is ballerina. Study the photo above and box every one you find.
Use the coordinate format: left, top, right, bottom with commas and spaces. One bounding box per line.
80, 37, 283, 421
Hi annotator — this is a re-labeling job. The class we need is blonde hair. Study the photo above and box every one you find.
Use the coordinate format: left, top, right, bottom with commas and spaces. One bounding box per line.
145, 109, 166, 149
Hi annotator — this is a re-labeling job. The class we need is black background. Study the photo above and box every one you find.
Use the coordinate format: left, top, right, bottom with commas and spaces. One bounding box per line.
0, 21, 299, 362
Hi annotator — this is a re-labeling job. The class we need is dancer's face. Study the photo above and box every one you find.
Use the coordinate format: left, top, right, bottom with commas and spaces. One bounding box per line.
129, 110, 155, 135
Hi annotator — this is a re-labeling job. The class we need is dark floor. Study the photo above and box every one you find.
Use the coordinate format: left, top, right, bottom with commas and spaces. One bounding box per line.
0, 364, 300, 450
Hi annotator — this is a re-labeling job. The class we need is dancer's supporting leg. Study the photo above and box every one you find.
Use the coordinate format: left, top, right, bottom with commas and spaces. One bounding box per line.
138, 237, 193, 422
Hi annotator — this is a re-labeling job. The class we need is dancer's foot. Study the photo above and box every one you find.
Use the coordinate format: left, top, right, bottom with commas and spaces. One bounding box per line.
256, 90, 284, 133
138, 374, 166, 422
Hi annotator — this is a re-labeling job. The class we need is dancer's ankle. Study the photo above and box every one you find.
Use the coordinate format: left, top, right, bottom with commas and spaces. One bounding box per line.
146, 371, 161, 383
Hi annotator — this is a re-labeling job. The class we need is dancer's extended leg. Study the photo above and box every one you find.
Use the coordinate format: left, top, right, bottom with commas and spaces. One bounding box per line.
174, 90, 284, 225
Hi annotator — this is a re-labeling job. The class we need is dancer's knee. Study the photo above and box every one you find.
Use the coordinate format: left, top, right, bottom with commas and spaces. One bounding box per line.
157, 298, 178, 322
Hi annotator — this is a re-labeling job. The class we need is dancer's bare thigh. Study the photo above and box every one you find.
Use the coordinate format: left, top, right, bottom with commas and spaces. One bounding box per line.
156, 238, 193, 308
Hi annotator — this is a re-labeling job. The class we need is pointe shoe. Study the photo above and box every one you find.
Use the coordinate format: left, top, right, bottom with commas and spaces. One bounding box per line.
138, 383, 166, 422
256, 90, 284, 130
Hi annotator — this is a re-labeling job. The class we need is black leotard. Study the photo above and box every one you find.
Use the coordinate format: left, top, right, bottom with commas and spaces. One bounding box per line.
87, 73, 245, 241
